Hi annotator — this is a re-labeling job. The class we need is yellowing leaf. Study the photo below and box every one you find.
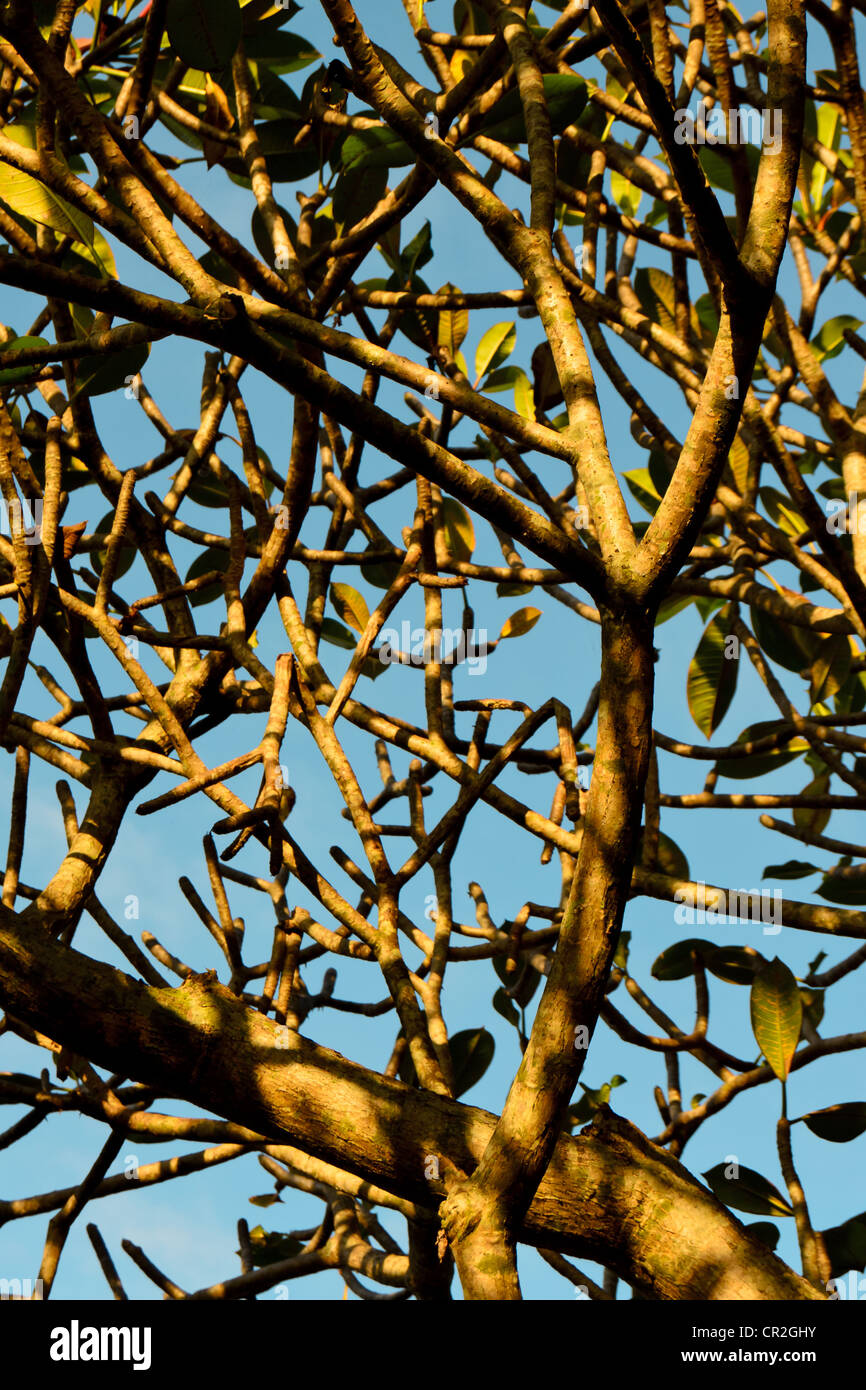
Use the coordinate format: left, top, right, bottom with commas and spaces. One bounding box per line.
499, 606, 541, 639
728, 436, 749, 493
623, 467, 663, 516
441, 497, 475, 562
449, 48, 473, 82
69, 225, 117, 279
610, 169, 642, 219
750, 957, 802, 1081
686, 610, 739, 738
793, 772, 831, 837
329, 583, 370, 634
810, 634, 851, 706
758, 486, 807, 537
635, 266, 676, 332
0, 152, 95, 248
437, 283, 468, 357
474, 321, 516, 382
513, 367, 535, 421
811, 104, 840, 211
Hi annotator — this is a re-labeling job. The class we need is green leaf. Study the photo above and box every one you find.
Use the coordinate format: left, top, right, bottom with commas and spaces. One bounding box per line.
817, 867, 866, 906
476, 73, 587, 144
698, 146, 736, 194
651, 938, 715, 982
687, 610, 739, 738
66, 225, 117, 280
758, 486, 807, 537
441, 497, 475, 562
252, 201, 296, 263
694, 292, 719, 338
812, 314, 863, 363
449, 1027, 495, 1097
492, 956, 542, 1008
613, 931, 630, 971
401, 220, 433, 276
360, 556, 402, 590
799, 985, 825, 1034
341, 126, 413, 171
655, 594, 695, 624
475, 321, 516, 381
706, 945, 766, 985
749, 957, 802, 1081
801, 1102, 866, 1143
747, 1222, 781, 1251
482, 365, 523, 393
694, 596, 724, 623
810, 634, 851, 706
229, 118, 319, 184
361, 654, 386, 682
332, 162, 388, 233
91, 512, 135, 581
636, 828, 690, 879
645, 449, 673, 501
822, 1213, 866, 1277
702, 1163, 794, 1218
186, 471, 229, 509
329, 583, 370, 634
834, 667, 866, 715
319, 617, 356, 650
245, 1225, 303, 1268
166, 0, 242, 71
185, 547, 230, 606
568, 1074, 627, 1128
252, 67, 304, 121
387, 270, 436, 351
635, 266, 676, 332
73, 341, 149, 400
248, 1192, 282, 1208
609, 169, 642, 219
499, 606, 541, 639
762, 860, 818, 880
749, 603, 818, 674
492, 986, 520, 1028
0, 335, 49, 386
793, 772, 831, 838
715, 721, 808, 780
243, 28, 319, 73
496, 579, 534, 597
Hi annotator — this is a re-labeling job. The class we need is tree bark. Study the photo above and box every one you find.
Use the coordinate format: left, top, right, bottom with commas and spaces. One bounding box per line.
440, 604, 656, 1294
0, 901, 822, 1300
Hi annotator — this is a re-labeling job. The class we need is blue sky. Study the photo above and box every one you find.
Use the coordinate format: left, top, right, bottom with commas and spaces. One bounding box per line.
1, 0, 864, 1300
